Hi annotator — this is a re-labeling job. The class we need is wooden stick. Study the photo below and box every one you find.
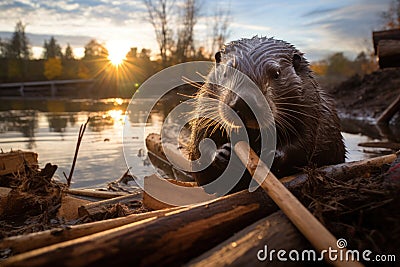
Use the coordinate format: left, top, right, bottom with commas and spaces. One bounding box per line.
65, 117, 90, 187
66, 188, 129, 199
358, 141, 400, 151
234, 141, 364, 267
377, 93, 400, 125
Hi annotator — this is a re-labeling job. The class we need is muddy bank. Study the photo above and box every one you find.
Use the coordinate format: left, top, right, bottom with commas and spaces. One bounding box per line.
328, 68, 400, 123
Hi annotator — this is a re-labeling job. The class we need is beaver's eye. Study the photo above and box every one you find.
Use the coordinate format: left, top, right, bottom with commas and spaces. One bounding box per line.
273, 70, 280, 80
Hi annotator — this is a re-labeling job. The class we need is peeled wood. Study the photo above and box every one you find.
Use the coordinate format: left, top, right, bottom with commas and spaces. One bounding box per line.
377, 93, 400, 125
187, 211, 310, 267
143, 175, 215, 210
57, 195, 93, 220
234, 141, 363, 267
0, 206, 183, 255
78, 192, 143, 219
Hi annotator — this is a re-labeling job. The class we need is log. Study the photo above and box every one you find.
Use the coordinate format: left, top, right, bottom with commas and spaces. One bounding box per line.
377, 40, 400, 68
2, 189, 276, 267
187, 211, 310, 267
78, 192, 143, 219
0, 206, 183, 255
66, 188, 128, 199
358, 141, 400, 151
372, 29, 400, 55
3, 153, 395, 265
376, 93, 400, 125
280, 153, 397, 187
234, 141, 363, 267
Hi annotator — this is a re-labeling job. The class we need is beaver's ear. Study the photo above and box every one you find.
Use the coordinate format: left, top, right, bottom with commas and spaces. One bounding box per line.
293, 53, 301, 72
215, 51, 222, 64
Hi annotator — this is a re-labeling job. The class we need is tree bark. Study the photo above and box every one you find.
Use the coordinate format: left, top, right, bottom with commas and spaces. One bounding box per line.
187, 211, 310, 267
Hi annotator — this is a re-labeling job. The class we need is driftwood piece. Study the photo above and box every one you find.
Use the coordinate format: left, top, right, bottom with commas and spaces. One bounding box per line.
2, 189, 275, 267
234, 141, 363, 267
66, 189, 128, 199
187, 211, 310, 267
358, 141, 400, 151
0, 207, 183, 255
143, 175, 214, 210
78, 192, 143, 219
377, 93, 400, 125
0, 151, 38, 176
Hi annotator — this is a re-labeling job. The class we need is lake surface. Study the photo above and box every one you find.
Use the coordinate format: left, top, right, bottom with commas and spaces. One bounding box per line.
0, 98, 396, 189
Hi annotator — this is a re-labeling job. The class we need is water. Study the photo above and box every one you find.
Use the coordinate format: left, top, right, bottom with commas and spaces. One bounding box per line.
0, 98, 396, 189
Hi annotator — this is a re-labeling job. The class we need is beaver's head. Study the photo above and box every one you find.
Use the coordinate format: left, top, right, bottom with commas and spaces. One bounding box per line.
204, 36, 318, 144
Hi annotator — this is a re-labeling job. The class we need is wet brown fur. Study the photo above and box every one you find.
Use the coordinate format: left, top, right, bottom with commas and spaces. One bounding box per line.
188, 36, 345, 192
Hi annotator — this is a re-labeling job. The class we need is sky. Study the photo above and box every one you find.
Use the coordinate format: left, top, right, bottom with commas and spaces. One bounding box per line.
0, 0, 392, 62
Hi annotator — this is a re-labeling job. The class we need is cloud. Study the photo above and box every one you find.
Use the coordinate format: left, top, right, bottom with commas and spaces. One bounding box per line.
231, 22, 271, 32
298, 1, 391, 59
301, 7, 342, 17
0, 31, 92, 47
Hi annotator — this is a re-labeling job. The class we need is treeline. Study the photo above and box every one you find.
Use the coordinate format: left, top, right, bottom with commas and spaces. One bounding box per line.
311, 51, 378, 87
0, 19, 217, 97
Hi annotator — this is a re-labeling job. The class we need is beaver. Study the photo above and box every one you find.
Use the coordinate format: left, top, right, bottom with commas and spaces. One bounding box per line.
188, 36, 345, 194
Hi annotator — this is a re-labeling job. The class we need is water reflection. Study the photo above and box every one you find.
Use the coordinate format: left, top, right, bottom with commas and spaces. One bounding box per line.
47, 113, 68, 133
341, 117, 400, 142
0, 97, 398, 189
0, 110, 38, 149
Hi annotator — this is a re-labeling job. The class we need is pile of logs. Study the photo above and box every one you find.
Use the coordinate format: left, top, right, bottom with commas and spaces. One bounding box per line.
1, 134, 398, 266
372, 29, 400, 69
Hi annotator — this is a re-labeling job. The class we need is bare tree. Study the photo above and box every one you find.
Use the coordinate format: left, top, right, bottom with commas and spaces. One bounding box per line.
175, 0, 201, 62
381, 0, 400, 29
210, 5, 231, 56
143, 0, 175, 66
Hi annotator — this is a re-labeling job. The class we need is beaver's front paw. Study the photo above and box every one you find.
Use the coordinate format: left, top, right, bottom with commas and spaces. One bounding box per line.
212, 143, 231, 169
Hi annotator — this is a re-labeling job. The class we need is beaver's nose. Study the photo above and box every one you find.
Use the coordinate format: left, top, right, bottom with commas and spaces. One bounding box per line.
228, 96, 254, 123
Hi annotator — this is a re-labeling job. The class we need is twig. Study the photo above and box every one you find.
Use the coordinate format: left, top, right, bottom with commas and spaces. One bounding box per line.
66, 117, 90, 187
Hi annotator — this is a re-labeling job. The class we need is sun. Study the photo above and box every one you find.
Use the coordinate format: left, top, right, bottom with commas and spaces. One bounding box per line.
107, 40, 129, 66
